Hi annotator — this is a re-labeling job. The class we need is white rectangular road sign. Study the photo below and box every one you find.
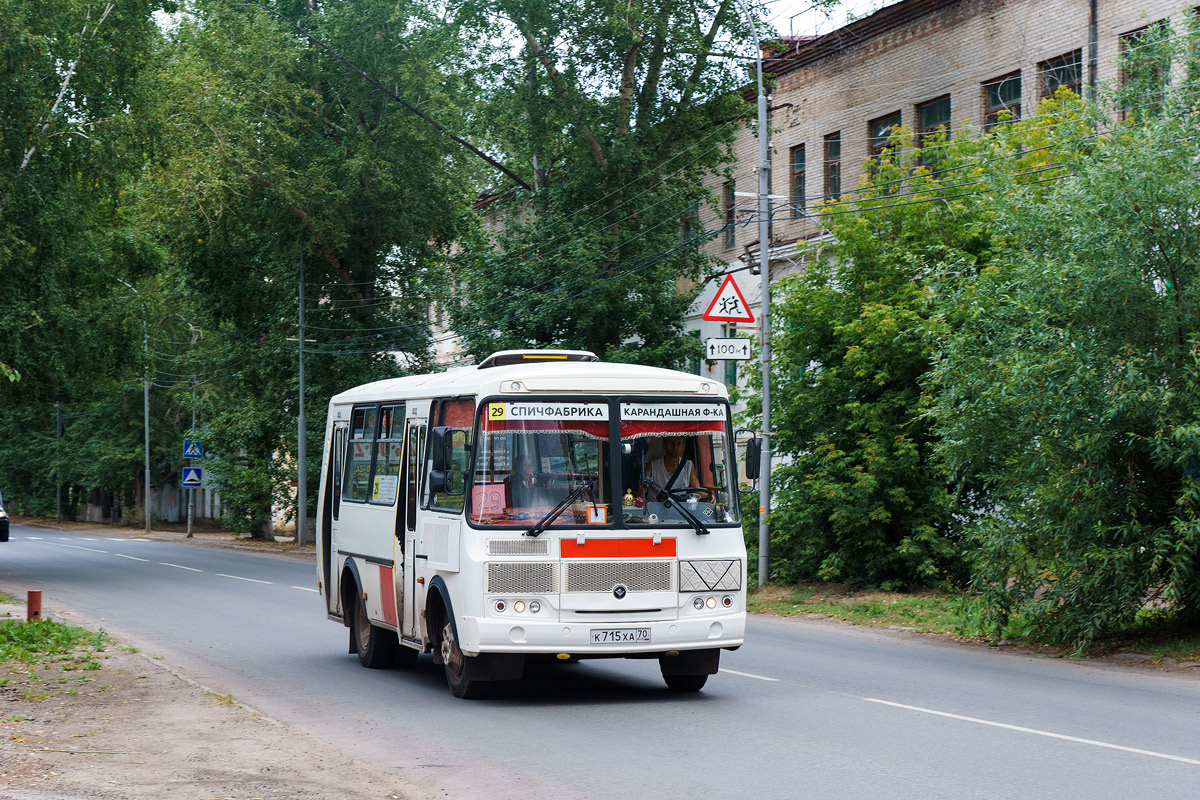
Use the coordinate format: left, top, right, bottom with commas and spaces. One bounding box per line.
706, 338, 751, 360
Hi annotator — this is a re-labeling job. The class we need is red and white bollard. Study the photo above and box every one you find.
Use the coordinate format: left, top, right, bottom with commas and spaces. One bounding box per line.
26, 590, 41, 622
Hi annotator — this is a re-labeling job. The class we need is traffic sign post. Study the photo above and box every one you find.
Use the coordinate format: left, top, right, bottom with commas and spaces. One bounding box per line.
706, 338, 751, 360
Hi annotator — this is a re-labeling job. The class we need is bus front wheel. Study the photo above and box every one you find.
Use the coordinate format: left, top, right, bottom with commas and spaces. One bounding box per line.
662, 673, 708, 692
439, 619, 491, 699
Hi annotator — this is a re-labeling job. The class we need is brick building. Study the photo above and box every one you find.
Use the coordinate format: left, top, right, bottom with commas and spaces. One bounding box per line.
690, 0, 1183, 391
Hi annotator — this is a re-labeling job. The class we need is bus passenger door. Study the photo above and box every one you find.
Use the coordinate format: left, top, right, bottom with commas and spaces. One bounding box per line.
324, 421, 349, 617
398, 420, 426, 640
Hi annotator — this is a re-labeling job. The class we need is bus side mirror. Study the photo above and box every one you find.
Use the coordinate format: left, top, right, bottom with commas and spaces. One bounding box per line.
744, 437, 761, 480
429, 427, 468, 496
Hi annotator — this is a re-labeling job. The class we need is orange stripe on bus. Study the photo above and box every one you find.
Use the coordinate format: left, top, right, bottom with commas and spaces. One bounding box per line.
379, 565, 398, 627
560, 538, 676, 558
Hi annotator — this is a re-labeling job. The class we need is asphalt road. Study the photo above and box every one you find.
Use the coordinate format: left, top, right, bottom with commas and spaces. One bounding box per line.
3, 523, 1199, 799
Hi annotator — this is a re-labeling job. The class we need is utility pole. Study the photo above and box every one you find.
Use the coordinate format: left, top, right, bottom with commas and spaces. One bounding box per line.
143, 328, 151, 534
296, 252, 308, 546
734, 0, 773, 586
55, 402, 62, 522
187, 376, 196, 538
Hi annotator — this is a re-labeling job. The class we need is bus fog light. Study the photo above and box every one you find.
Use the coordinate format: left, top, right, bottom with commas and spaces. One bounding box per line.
722, 595, 733, 608
494, 600, 507, 613
514, 600, 526, 613
692, 596, 705, 610
705, 596, 717, 609
529, 601, 541, 613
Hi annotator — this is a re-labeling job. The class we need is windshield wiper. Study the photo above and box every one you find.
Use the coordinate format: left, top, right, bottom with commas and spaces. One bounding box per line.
643, 479, 710, 536
524, 481, 595, 537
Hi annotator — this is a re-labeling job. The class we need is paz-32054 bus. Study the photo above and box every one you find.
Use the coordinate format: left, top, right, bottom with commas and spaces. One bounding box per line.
315, 349, 747, 698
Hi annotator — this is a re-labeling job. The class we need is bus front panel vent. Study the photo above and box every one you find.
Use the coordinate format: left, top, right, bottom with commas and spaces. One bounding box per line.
487, 562, 557, 594
487, 538, 551, 556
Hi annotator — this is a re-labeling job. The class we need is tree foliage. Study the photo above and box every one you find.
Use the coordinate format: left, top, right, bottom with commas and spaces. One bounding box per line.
448, 0, 755, 366
929, 24, 1200, 645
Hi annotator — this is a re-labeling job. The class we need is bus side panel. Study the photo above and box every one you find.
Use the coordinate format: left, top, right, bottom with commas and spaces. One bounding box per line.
315, 415, 336, 616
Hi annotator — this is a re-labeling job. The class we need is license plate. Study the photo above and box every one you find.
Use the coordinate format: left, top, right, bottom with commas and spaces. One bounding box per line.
589, 628, 651, 644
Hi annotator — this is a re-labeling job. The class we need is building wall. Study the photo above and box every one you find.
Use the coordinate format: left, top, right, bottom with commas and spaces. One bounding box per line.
700, 0, 1184, 283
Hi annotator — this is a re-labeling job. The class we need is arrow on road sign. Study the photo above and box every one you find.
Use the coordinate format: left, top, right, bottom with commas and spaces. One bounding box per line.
182, 467, 203, 487
702, 274, 755, 323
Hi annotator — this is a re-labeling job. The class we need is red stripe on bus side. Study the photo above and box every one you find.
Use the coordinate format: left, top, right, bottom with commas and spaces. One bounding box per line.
560, 538, 676, 558
379, 565, 398, 627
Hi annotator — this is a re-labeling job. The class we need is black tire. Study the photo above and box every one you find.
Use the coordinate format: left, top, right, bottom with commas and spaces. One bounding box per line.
663, 673, 708, 692
438, 616, 491, 699
353, 593, 400, 669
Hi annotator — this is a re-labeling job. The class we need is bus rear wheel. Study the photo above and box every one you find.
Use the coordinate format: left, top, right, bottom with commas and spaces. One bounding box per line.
439, 619, 491, 699
353, 593, 401, 669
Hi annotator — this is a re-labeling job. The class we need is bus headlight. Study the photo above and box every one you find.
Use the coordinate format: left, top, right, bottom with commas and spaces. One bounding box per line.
529, 601, 541, 614
693, 596, 705, 610
494, 600, 507, 613
705, 596, 717, 609
514, 600, 526, 613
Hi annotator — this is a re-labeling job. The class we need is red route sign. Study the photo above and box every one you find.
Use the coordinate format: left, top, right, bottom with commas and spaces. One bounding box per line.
701, 274, 755, 323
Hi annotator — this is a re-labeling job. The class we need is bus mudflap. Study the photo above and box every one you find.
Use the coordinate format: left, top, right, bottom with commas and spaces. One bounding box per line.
659, 648, 720, 675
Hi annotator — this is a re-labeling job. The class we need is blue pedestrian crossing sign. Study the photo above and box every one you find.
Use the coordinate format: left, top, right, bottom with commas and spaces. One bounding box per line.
183, 440, 204, 459
182, 467, 203, 487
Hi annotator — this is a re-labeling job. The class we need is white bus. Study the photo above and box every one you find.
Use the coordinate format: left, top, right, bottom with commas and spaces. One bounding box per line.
315, 349, 747, 698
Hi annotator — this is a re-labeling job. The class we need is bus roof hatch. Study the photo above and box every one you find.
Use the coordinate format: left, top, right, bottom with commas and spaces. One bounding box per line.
478, 349, 599, 369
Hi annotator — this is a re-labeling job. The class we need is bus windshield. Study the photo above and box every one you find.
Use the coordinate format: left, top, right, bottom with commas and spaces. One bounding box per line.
470, 401, 609, 526
617, 402, 740, 527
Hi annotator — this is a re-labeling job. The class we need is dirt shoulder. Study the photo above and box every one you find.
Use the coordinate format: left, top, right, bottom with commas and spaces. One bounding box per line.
0, 520, 425, 800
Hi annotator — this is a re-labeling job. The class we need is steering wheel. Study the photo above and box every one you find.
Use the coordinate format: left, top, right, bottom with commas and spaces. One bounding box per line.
667, 486, 714, 503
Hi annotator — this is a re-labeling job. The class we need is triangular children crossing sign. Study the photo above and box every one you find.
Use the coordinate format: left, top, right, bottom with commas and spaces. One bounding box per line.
702, 274, 755, 323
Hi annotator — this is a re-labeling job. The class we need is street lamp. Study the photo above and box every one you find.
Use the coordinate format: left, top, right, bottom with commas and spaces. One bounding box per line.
732, 0, 772, 586
118, 279, 153, 534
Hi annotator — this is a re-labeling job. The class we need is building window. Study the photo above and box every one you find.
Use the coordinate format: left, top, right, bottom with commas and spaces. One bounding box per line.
916, 96, 950, 146
790, 144, 806, 218
1040, 50, 1082, 98
983, 72, 1021, 126
823, 132, 841, 202
868, 111, 902, 159
1120, 21, 1170, 116
723, 181, 735, 249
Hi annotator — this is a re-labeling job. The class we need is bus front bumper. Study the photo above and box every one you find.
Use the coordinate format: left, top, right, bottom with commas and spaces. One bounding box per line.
458, 611, 746, 657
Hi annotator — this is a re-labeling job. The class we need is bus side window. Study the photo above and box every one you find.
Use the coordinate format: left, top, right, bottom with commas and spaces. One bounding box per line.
344, 406, 378, 502
426, 398, 475, 512
332, 425, 346, 520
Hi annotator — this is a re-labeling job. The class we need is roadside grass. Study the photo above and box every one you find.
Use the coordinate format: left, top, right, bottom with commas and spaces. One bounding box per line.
749, 584, 968, 635
0, 620, 109, 700
749, 584, 1200, 664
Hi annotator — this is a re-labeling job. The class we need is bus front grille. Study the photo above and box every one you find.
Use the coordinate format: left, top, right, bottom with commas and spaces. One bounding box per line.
486, 562, 557, 594
564, 561, 675, 593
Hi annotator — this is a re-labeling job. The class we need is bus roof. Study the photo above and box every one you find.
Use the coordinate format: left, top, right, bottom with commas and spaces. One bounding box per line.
328, 357, 729, 407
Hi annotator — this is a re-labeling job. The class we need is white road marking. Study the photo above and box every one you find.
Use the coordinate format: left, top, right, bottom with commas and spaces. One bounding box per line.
291, 586, 319, 593
110, 538, 127, 541
54, 543, 108, 554
28, 537, 43, 540
217, 573, 272, 585
160, 563, 202, 572
720, 668, 779, 682
114, 554, 149, 562
865, 698, 1200, 766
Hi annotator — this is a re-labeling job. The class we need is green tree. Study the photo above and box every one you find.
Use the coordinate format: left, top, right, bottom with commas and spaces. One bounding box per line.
0, 0, 168, 515
929, 27, 1200, 646
447, 0, 755, 367
129, 0, 481, 535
